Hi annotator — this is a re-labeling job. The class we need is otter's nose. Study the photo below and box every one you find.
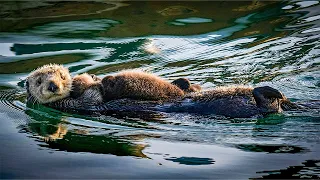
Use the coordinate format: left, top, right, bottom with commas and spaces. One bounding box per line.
48, 81, 58, 93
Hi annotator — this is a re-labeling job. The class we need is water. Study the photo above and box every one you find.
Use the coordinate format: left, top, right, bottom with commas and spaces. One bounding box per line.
0, 1, 320, 179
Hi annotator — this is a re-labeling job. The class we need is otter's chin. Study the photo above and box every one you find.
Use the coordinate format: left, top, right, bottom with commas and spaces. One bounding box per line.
36, 90, 70, 104
42, 93, 70, 103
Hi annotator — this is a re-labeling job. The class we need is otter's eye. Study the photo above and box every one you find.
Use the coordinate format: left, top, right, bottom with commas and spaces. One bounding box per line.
60, 73, 65, 80
36, 78, 42, 85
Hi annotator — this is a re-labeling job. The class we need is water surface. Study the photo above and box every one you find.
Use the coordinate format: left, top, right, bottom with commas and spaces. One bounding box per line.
0, 1, 319, 179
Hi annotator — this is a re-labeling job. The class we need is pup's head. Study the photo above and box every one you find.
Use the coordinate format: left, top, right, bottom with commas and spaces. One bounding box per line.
171, 78, 202, 93
26, 64, 72, 103
70, 73, 101, 98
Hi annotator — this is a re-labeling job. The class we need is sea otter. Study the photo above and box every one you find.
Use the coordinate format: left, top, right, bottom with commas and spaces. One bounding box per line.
26, 64, 104, 107
26, 64, 72, 104
26, 64, 298, 118
159, 85, 298, 118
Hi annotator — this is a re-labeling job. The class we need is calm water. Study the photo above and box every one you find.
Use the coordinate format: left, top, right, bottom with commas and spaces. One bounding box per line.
0, 1, 320, 179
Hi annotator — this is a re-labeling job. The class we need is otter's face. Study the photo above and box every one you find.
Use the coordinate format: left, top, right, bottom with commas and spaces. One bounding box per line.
26, 64, 72, 104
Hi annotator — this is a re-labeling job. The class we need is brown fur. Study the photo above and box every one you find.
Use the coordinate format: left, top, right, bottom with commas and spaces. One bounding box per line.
26, 64, 297, 118
189, 84, 202, 93
102, 71, 185, 101
70, 73, 101, 98
191, 85, 254, 102
189, 85, 292, 115
27, 65, 192, 104
171, 77, 202, 93
26, 64, 72, 103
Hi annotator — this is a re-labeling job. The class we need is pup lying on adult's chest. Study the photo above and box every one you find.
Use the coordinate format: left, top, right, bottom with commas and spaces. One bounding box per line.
26, 64, 299, 118
26, 64, 201, 104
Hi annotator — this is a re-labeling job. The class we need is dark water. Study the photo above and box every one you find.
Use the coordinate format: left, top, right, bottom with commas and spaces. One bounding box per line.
0, 1, 320, 179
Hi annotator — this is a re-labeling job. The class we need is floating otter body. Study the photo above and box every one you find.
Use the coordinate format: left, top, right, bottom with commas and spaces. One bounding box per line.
26, 64, 297, 118
158, 86, 297, 118
43, 85, 297, 118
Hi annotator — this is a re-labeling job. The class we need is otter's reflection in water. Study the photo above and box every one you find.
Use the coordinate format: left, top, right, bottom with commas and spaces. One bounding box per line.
236, 144, 307, 154
24, 107, 148, 158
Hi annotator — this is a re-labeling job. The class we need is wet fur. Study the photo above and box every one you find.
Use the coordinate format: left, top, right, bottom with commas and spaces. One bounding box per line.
26, 64, 297, 118
70, 73, 101, 98
26, 64, 72, 104
102, 71, 185, 101
172, 77, 202, 93
171, 85, 287, 117
44, 85, 292, 118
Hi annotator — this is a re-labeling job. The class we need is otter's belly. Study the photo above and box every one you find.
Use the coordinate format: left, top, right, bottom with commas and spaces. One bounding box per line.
44, 97, 263, 118
159, 97, 261, 118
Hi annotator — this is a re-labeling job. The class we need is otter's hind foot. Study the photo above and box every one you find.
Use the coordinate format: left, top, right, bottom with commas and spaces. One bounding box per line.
253, 86, 283, 99
253, 86, 284, 113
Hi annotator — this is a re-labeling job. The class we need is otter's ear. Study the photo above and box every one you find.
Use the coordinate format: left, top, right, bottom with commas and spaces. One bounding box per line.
102, 76, 116, 87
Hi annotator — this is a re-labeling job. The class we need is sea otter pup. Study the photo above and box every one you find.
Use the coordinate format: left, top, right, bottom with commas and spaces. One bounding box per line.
70, 73, 101, 98
101, 71, 195, 101
71, 72, 200, 100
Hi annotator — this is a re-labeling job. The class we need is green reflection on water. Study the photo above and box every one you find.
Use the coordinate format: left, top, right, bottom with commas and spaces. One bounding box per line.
0, 0, 319, 178
25, 107, 148, 158
1, 1, 282, 37
0, 53, 90, 74
87, 59, 155, 75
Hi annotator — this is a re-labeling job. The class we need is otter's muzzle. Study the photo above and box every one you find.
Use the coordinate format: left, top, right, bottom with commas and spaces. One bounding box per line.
48, 81, 58, 93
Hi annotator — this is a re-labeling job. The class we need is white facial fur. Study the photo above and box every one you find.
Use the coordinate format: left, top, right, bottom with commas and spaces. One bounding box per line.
27, 64, 72, 103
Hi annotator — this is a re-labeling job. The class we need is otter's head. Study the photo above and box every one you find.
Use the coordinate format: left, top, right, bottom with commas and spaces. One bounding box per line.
70, 73, 100, 98
171, 78, 202, 93
26, 64, 72, 104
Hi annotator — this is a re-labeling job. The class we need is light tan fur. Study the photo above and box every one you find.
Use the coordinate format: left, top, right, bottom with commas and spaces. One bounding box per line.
188, 84, 202, 93
171, 77, 202, 93
102, 70, 185, 101
70, 73, 101, 98
27, 64, 72, 103
191, 85, 254, 102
